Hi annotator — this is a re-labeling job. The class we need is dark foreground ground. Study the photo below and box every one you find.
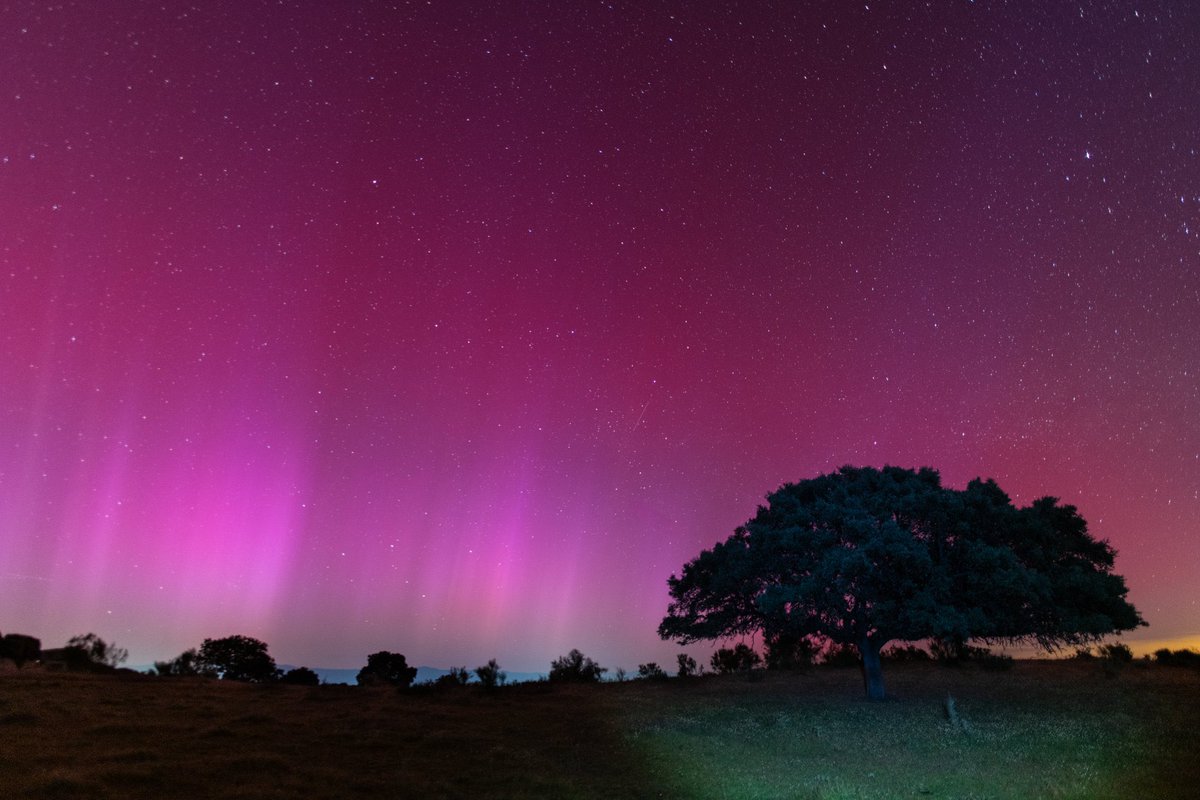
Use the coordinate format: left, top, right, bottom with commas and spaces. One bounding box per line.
1, 660, 1197, 799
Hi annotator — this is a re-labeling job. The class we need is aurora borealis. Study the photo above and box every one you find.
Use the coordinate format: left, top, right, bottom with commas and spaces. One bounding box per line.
2, 2, 1197, 672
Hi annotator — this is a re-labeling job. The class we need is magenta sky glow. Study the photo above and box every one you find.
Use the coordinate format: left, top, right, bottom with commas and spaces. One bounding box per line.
2, 2, 1197, 672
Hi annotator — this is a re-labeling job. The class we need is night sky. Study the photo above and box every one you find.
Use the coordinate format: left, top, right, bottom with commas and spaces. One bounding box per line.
2, 1, 1197, 672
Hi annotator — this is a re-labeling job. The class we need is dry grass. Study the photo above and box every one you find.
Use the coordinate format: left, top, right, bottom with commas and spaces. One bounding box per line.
1, 660, 1196, 798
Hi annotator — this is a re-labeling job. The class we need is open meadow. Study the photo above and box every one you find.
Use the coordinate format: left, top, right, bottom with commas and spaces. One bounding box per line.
1, 660, 1197, 799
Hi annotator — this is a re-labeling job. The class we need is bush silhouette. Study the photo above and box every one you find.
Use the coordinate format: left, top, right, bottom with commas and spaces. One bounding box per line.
281, 666, 321, 686
431, 667, 471, 688
357, 651, 418, 688
549, 649, 606, 683
710, 644, 760, 674
474, 659, 506, 688
637, 662, 668, 680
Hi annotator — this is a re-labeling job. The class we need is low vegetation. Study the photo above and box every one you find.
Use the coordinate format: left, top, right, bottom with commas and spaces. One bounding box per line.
1, 659, 1197, 799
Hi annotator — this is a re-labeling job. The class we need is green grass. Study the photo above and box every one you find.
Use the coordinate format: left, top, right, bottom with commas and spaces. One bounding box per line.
613, 661, 1200, 799
1, 660, 1196, 798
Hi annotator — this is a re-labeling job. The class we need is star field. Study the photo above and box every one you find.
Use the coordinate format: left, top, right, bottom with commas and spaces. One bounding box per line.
1, 2, 1197, 671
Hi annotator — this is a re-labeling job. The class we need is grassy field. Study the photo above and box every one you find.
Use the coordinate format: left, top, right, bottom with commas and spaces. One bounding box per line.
1, 660, 1196, 799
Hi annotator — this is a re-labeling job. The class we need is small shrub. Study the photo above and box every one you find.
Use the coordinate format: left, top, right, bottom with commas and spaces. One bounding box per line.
614, 667, 627, 682
711, 644, 761, 674
881, 644, 930, 662
637, 662, 668, 681
1098, 643, 1133, 663
1073, 647, 1095, 660
280, 667, 321, 686
433, 667, 471, 687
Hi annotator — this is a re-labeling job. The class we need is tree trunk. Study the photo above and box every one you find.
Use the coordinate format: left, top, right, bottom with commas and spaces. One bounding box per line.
859, 636, 886, 701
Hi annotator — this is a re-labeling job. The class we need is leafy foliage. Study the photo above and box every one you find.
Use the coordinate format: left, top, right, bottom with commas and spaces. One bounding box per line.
549, 648, 607, 683
474, 659, 506, 688
659, 466, 1144, 699
198, 635, 278, 683
710, 643, 761, 674
356, 651, 418, 688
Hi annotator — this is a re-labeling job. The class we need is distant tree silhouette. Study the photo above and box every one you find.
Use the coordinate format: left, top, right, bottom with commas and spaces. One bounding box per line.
356, 651, 418, 687
637, 662, 668, 680
549, 649, 607, 683
474, 659, 507, 688
661, 466, 1144, 700
153, 648, 207, 677
881, 644, 931, 663
280, 666, 321, 686
66, 633, 128, 668
432, 667, 471, 687
710, 644, 760, 674
765, 632, 818, 671
676, 653, 699, 678
197, 635, 278, 683
0, 633, 41, 667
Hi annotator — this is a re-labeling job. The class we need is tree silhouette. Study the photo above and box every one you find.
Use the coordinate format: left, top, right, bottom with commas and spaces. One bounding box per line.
197, 635, 278, 683
153, 648, 206, 677
66, 633, 128, 668
676, 653, 699, 678
356, 651, 418, 688
0, 633, 41, 667
474, 659, 506, 688
549, 649, 607, 683
710, 644, 760, 674
660, 465, 1144, 700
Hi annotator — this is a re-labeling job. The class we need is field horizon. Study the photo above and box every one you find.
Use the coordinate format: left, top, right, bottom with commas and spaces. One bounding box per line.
2, 658, 1197, 799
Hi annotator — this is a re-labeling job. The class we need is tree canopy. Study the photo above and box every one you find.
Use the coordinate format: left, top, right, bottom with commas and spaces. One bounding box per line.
659, 465, 1144, 699
356, 651, 418, 687
197, 635, 278, 683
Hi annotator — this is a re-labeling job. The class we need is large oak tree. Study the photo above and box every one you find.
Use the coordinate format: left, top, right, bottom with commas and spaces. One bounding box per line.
659, 466, 1144, 699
